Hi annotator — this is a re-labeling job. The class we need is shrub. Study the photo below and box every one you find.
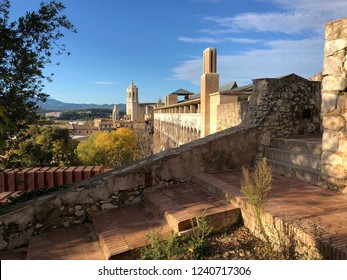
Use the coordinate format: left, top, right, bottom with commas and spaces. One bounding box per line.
139, 211, 212, 260
241, 158, 272, 243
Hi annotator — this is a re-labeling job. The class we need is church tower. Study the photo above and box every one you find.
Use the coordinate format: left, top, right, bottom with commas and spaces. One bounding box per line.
126, 81, 139, 121
112, 105, 119, 121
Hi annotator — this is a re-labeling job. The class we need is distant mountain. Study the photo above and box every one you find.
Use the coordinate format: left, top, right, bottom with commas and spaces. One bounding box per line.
37, 98, 126, 112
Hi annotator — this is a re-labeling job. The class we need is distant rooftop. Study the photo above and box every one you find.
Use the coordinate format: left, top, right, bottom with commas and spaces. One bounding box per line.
219, 81, 238, 92
169, 89, 195, 96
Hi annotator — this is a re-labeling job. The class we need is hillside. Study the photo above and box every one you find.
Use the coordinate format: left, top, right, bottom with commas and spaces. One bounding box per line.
37, 98, 126, 112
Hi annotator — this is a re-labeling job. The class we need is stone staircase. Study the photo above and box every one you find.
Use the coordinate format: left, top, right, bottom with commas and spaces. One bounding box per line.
264, 135, 322, 185
26, 182, 241, 260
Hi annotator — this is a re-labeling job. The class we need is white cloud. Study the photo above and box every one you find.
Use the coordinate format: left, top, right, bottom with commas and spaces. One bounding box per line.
203, 0, 347, 35
169, 56, 201, 86
172, 0, 345, 86
94, 81, 116, 85
268, 0, 347, 15
178, 36, 260, 44
204, 11, 322, 35
170, 38, 324, 85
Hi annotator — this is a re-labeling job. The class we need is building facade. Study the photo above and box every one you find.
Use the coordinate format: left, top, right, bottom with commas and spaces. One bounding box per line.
124, 82, 157, 122
153, 48, 322, 153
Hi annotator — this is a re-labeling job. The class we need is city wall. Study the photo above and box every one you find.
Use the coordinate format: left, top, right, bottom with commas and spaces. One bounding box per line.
321, 18, 347, 188
0, 125, 259, 251
153, 113, 201, 152
154, 74, 322, 152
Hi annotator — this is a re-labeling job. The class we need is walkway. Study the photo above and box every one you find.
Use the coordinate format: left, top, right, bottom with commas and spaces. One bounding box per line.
193, 170, 347, 259
1, 170, 346, 260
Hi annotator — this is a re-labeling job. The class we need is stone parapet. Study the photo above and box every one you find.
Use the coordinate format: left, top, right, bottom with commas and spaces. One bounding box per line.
0, 125, 260, 251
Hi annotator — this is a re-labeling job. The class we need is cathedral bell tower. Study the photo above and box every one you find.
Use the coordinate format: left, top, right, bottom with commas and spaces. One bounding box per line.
126, 81, 139, 121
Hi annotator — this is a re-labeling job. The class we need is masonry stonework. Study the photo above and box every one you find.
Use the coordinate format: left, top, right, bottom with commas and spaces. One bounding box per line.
321, 18, 347, 189
0, 125, 260, 251
217, 101, 248, 131
247, 75, 321, 138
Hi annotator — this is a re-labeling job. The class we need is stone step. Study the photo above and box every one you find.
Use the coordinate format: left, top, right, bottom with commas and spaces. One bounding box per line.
27, 224, 105, 260
143, 182, 241, 235
266, 159, 321, 185
264, 147, 321, 170
270, 137, 322, 156
91, 203, 172, 260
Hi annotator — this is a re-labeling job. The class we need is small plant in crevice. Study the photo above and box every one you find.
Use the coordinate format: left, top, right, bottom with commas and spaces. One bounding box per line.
139, 229, 182, 260
309, 217, 342, 260
266, 218, 314, 260
188, 211, 213, 259
139, 211, 212, 260
241, 158, 272, 245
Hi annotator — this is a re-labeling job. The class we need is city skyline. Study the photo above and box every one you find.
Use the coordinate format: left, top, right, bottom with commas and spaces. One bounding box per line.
9, 0, 347, 104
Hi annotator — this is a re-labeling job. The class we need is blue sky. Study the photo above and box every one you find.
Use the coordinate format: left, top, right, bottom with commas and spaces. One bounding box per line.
9, 0, 347, 104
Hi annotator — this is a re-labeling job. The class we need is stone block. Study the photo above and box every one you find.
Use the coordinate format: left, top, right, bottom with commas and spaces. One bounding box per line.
325, 19, 347, 41
324, 39, 347, 56
322, 115, 345, 131
339, 138, 347, 154
322, 151, 343, 166
101, 203, 117, 211
322, 163, 345, 179
322, 74, 347, 92
322, 131, 339, 152
322, 54, 344, 75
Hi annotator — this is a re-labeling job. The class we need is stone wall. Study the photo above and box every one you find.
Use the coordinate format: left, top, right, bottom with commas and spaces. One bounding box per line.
321, 18, 347, 189
153, 114, 201, 153
154, 74, 321, 152
247, 74, 321, 142
217, 101, 248, 131
0, 125, 260, 251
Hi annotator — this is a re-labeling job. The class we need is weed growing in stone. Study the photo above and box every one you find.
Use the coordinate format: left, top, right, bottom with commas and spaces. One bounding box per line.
139, 211, 212, 260
241, 158, 272, 244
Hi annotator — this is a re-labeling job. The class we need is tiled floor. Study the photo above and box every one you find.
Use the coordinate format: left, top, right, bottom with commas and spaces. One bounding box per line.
26, 224, 105, 260
201, 170, 347, 258
92, 203, 172, 260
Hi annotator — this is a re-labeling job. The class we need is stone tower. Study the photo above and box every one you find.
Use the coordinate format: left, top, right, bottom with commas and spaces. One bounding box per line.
201, 48, 219, 137
112, 105, 119, 121
126, 81, 139, 121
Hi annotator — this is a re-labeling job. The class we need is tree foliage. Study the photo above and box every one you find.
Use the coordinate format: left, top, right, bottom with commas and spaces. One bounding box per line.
0, 105, 15, 154
77, 128, 139, 168
0, 0, 76, 152
58, 109, 112, 120
1, 125, 80, 168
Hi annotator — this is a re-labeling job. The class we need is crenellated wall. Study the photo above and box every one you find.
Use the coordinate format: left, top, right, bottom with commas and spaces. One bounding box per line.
321, 18, 347, 189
